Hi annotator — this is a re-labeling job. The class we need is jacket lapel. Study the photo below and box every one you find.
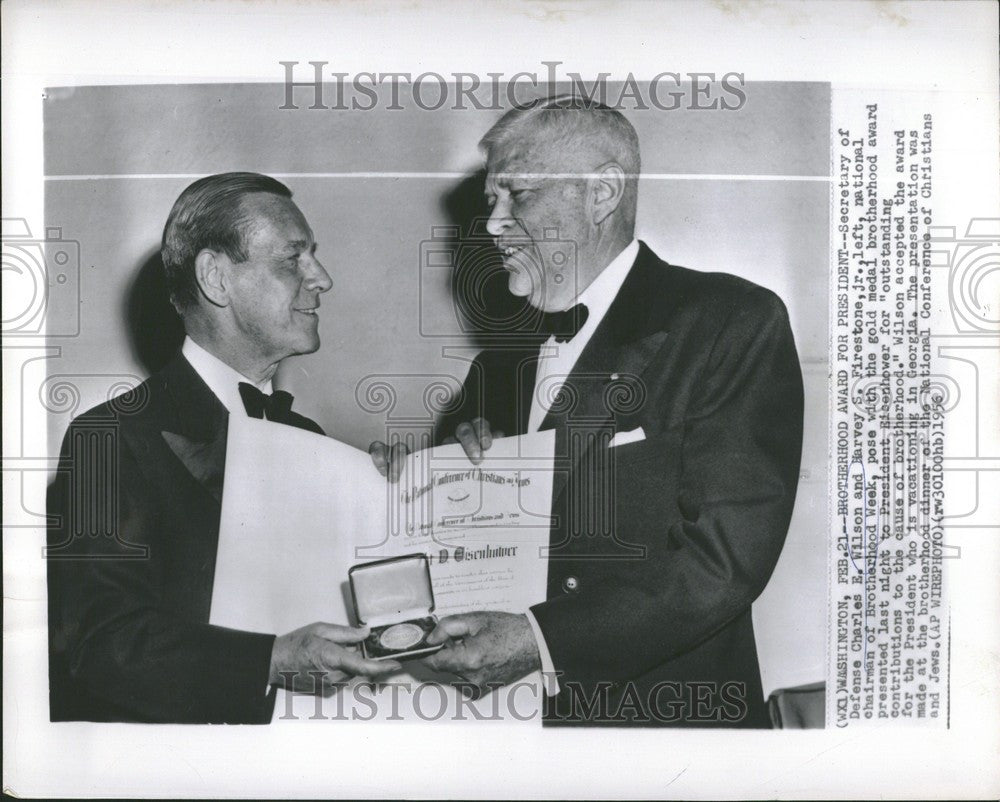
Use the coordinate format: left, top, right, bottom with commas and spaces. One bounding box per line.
541, 242, 676, 502
158, 353, 230, 504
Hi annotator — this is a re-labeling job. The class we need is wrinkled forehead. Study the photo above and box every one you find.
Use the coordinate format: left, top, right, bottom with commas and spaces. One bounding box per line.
242, 193, 312, 243
486, 136, 585, 185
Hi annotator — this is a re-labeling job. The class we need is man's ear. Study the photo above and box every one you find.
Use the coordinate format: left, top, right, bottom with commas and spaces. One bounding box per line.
590, 161, 626, 225
193, 249, 229, 308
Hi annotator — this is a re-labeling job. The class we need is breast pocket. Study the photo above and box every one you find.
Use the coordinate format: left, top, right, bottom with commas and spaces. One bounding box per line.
609, 427, 680, 466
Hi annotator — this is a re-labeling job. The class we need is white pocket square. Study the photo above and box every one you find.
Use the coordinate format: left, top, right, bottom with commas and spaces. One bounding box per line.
609, 427, 646, 448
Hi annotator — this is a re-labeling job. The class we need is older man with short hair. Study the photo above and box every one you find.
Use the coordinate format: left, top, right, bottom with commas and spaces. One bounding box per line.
47, 172, 400, 724
417, 96, 805, 727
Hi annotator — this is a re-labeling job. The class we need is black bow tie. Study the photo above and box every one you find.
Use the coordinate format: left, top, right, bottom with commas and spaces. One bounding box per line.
238, 382, 295, 424
537, 303, 590, 343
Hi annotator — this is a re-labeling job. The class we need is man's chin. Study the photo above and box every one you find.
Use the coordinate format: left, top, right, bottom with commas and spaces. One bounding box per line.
507, 281, 547, 311
507, 274, 534, 301
289, 337, 321, 357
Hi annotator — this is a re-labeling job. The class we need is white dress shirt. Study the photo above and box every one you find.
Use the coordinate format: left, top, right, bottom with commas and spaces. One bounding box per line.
181, 336, 274, 414
527, 239, 640, 432
523, 239, 640, 693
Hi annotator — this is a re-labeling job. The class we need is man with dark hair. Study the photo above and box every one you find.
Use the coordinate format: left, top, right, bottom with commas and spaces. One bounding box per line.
375, 97, 804, 727
48, 172, 400, 724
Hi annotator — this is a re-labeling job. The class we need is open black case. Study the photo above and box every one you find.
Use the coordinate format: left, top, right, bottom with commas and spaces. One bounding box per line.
348, 553, 444, 661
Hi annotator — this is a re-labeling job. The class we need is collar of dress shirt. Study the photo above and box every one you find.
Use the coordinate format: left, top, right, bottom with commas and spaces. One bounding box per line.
181, 336, 274, 415
556, 238, 640, 349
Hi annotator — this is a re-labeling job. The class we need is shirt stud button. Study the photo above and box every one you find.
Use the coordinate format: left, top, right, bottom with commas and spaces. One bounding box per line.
562, 576, 580, 593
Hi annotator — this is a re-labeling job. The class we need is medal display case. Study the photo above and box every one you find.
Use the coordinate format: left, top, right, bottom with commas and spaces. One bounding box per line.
348, 554, 444, 661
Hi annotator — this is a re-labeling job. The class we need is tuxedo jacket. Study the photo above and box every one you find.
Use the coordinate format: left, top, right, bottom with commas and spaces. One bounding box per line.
440, 243, 804, 727
47, 352, 323, 723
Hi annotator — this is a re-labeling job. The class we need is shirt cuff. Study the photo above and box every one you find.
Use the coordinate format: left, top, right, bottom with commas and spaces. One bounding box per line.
525, 609, 560, 696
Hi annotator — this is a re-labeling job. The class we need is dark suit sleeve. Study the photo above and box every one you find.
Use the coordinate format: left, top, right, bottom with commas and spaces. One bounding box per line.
436, 349, 535, 445
435, 352, 495, 446
47, 425, 277, 724
434, 354, 483, 447
530, 287, 804, 684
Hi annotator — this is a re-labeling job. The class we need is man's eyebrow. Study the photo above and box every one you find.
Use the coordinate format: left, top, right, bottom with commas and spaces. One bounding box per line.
281, 239, 313, 252
493, 172, 551, 185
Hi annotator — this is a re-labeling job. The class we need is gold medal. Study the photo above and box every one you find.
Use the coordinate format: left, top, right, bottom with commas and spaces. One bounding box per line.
379, 622, 424, 650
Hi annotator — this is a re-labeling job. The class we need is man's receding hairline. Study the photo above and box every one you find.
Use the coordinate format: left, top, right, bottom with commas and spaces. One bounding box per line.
236, 191, 303, 248
485, 152, 631, 192
483, 111, 638, 173
237, 190, 296, 214
486, 122, 613, 161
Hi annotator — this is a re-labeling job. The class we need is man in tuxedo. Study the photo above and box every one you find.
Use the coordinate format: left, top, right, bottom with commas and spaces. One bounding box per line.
47, 172, 400, 723
412, 97, 804, 726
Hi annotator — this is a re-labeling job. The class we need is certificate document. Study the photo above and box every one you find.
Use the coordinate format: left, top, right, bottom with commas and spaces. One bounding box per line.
209, 417, 555, 720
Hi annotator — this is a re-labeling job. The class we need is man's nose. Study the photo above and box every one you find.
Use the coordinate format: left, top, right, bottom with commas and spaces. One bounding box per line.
485, 202, 512, 238
305, 255, 333, 293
